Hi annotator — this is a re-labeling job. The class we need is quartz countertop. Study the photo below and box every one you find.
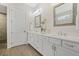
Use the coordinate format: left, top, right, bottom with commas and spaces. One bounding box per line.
27, 31, 79, 43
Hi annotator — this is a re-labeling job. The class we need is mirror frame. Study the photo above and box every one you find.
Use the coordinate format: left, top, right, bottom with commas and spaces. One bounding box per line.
53, 3, 77, 26
34, 15, 41, 28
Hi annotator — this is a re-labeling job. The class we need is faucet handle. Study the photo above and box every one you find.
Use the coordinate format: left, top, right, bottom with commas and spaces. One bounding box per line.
58, 32, 60, 36
58, 31, 62, 36
63, 33, 67, 36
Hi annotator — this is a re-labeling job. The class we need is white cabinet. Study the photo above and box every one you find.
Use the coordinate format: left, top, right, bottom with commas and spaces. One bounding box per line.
35, 35, 43, 52
62, 40, 79, 53
28, 33, 36, 47
28, 32, 79, 56
55, 40, 79, 56
56, 47, 79, 56
32, 34, 40, 50
42, 36, 55, 56
28, 33, 33, 44
28, 33, 43, 54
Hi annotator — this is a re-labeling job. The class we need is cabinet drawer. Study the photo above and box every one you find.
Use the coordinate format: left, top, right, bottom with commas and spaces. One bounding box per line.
56, 47, 79, 56
62, 40, 79, 53
53, 39, 61, 46
49, 37, 61, 46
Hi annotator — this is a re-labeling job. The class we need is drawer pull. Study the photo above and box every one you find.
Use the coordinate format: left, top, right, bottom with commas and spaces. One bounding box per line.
64, 43, 74, 48
52, 45, 55, 50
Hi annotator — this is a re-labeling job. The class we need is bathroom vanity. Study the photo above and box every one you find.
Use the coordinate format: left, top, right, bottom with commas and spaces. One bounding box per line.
28, 31, 79, 56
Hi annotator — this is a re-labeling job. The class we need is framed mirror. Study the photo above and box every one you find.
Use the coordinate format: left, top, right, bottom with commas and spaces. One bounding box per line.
54, 3, 77, 26
35, 15, 41, 28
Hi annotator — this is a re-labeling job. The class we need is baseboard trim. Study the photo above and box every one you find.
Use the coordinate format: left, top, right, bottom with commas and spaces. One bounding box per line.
11, 41, 26, 48
28, 44, 43, 56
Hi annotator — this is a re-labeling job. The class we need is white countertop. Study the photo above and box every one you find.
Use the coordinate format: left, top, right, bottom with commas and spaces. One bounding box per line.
27, 31, 79, 43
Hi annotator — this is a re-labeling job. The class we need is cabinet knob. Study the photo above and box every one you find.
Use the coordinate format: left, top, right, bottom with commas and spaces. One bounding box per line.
64, 43, 74, 48
54, 46, 56, 51
24, 31, 26, 32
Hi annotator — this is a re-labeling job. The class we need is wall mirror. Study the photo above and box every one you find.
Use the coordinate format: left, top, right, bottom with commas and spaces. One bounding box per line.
54, 3, 77, 26
35, 15, 41, 28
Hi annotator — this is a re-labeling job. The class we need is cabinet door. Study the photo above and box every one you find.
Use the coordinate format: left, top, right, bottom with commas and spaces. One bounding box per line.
28, 33, 33, 44
56, 47, 79, 56
31, 34, 42, 53
42, 36, 54, 56
28, 33, 38, 51
33, 34, 38, 46
35, 35, 43, 52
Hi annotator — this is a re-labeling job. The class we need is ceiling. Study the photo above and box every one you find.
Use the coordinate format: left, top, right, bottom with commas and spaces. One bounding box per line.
26, 3, 58, 8
25, 3, 39, 8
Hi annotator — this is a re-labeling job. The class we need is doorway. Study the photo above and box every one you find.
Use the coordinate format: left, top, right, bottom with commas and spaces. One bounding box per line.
0, 5, 7, 49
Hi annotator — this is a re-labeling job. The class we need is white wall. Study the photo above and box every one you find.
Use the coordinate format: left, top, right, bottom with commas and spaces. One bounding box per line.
29, 3, 54, 32
29, 3, 79, 38
51, 3, 79, 38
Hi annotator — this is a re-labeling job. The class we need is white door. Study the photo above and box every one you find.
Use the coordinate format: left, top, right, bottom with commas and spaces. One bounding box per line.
10, 8, 27, 47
